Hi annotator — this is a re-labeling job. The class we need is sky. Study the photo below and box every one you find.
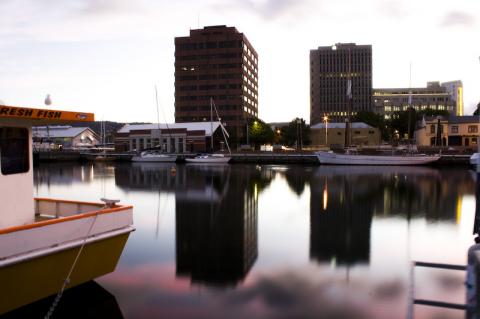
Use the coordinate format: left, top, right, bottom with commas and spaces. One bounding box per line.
0, 0, 479, 124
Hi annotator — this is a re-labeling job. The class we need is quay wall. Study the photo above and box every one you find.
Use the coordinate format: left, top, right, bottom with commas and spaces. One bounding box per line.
33, 151, 472, 166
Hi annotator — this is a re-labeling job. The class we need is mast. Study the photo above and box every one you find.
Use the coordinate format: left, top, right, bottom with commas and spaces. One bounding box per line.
155, 85, 173, 152
407, 62, 412, 144
210, 97, 214, 152
345, 48, 352, 148
211, 98, 231, 155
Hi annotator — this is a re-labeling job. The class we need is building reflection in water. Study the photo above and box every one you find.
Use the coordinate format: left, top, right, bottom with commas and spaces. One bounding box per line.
175, 164, 259, 287
309, 166, 476, 267
115, 163, 276, 288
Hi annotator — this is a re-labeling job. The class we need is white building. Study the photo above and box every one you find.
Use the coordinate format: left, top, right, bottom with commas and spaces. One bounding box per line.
32, 126, 99, 150
115, 122, 225, 153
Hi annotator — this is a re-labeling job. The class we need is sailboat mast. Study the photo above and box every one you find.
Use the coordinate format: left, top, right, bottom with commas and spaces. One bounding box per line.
210, 97, 214, 152
211, 99, 231, 155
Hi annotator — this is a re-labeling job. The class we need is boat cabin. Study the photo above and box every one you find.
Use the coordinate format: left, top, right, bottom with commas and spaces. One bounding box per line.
0, 105, 94, 229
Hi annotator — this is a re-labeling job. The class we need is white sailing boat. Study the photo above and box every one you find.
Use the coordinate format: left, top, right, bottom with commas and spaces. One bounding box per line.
316, 149, 441, 165
186, 98, 231, 164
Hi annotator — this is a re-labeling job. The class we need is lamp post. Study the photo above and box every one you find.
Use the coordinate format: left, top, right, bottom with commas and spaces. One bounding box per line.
323, 115, 329, 148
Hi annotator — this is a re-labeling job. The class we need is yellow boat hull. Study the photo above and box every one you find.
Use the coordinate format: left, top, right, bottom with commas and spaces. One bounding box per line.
0, 232, 130, 315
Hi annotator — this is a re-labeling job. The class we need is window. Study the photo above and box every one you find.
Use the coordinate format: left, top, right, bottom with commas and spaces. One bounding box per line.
430, 125, 435, 134
468, 125, 478, 133
0, 127, 29, 175
451, 126, 458, 134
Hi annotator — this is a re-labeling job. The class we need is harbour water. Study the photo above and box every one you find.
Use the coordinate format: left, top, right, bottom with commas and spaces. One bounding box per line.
22, 163, 479, 318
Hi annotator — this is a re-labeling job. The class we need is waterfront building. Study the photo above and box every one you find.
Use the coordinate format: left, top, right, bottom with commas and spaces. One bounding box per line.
310, 122, 380, 148
310, 43, 373, 125
414, 115, 479, 147
175, 25, 258, 144
441, 80, 464, 116
115, 122, 227, 153
374, 81, 457, 119
32, 125, 99, 150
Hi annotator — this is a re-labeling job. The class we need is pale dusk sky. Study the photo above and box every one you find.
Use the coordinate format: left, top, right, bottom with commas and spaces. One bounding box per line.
0, 0, 479, 124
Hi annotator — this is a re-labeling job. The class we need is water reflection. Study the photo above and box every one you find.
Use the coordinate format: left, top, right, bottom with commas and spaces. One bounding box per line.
114, 163, 276, 288
310, 166, 476, 267
30, 163, 479, 319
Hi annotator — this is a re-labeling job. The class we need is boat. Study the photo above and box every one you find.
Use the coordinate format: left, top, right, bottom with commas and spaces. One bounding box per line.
0, 104, 134, 315
185, 98, 231, 164
470, 153, 479, 166
131, 150, 177, 162
315, 149, 441, 165
186, 153, 231, 164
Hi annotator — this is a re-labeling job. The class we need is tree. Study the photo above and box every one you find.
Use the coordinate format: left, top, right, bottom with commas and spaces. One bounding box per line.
280, 118, 311, 148
248, 118, 274, 149
474, 102, 480, 116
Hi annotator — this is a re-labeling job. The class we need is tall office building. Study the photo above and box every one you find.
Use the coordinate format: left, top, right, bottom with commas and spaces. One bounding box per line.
175, 25, 258, 143
310, 43, 372, 125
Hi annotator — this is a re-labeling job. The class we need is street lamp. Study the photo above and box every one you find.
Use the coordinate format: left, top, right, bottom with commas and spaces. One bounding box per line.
323, 115, 329, 148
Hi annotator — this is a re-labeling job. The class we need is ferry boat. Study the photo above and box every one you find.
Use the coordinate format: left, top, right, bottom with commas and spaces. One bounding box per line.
0, 104, 134, 315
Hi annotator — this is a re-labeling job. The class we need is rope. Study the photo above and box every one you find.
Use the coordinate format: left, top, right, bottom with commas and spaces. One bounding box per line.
44, 212, 100, 319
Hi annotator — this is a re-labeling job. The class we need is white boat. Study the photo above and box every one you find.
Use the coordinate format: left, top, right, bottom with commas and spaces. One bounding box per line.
470, 153, 479, 166
185, 98, 232, 164
316, 150, 441, 165
186, 153, 231, 164
0, 105, 134, 315
131, 150, 177, 162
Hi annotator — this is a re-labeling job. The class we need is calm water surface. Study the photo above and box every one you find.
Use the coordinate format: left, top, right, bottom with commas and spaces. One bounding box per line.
31, 162, 478, 319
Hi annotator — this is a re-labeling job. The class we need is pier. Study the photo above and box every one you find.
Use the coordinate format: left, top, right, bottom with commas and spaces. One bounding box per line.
33, 150, 472, 166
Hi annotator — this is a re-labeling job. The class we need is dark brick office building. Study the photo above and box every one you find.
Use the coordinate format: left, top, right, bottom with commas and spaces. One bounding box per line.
310, 43, 372, 125
175, 25, 258, 144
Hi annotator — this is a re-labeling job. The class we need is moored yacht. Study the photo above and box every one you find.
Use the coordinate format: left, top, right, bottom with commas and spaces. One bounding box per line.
0, 104, 134, 315
316, 149, 441, 166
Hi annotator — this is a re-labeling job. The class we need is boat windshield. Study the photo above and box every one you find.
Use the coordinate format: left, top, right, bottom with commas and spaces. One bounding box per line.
0, 127, 29, 175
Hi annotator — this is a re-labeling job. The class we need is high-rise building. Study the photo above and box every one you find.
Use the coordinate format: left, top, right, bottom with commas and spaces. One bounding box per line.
175, 25, 258, 143
310, 43, 372, 125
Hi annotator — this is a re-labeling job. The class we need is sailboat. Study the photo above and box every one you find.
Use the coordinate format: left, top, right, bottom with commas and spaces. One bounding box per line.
186, 98, 231, 164
132, 87, 177, 163
85, 121, 115, 162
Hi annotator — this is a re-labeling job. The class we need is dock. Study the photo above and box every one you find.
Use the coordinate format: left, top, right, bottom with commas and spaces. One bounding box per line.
33, 150, 472, 166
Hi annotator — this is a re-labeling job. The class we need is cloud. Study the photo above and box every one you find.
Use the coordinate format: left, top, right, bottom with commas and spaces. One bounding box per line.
213, 0, 317, 21
376, 0, 409, 19
440, 11, 476, 28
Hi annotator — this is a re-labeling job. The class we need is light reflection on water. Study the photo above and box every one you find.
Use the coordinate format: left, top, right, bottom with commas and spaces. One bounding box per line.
30, 162, 478, 319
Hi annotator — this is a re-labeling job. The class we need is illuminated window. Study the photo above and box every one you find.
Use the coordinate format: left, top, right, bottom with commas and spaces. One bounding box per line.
468, 126, 478, 133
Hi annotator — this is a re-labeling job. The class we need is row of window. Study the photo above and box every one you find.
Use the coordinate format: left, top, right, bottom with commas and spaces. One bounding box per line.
178, 84, 243, 91
178, 63, 243, 71
177, 41, 242, 50
177, 95, 242, 101
177, 73, 241, 81
176, 53, 242, 61
429, 125, 478, 134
